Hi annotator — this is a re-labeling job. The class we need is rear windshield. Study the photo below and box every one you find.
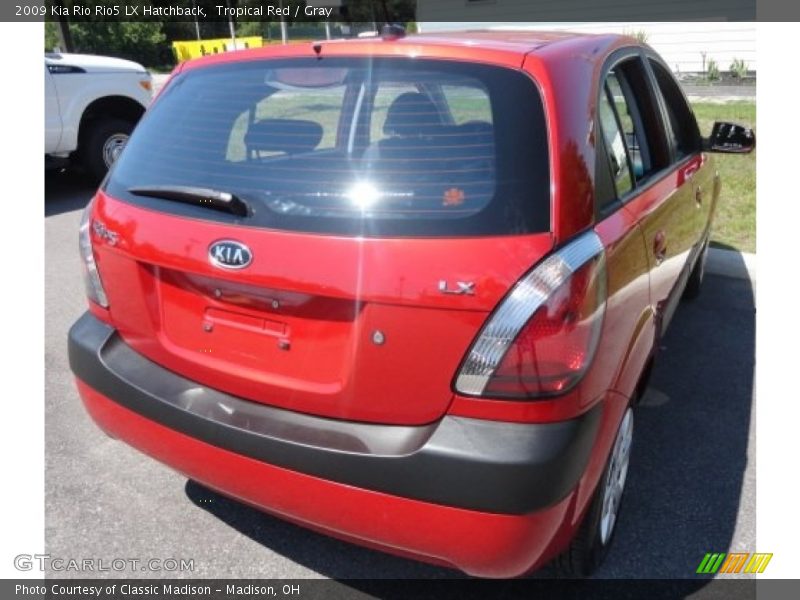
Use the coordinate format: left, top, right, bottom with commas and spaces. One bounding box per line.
106, 57, 550, 237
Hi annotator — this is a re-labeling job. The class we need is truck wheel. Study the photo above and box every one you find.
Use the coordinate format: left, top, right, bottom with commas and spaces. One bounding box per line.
554, 407, 634, 578
79, 118, 133, 181
683, 239, 709, 301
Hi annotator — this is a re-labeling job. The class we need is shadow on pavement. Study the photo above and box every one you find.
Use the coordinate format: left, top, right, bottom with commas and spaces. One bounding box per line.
596, 268, 755, 578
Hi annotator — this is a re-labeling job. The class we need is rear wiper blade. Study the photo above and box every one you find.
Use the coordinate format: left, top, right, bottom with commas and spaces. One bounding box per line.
128, 185, 250, 217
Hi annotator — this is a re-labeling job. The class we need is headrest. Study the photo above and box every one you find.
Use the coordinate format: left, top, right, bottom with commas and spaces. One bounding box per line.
245, 118, 323, 155
383, 92, 443, 137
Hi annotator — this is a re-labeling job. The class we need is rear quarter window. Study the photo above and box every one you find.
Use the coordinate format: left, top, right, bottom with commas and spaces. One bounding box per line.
106, 57, 550, 237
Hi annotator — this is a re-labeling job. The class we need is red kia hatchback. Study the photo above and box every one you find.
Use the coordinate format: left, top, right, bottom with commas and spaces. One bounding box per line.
68, 29, 754, 577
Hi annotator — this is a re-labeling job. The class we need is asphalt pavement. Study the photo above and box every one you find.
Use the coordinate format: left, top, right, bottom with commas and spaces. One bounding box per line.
45, 168, 756, 580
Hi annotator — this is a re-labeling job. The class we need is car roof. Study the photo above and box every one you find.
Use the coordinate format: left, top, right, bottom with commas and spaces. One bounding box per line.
396, 29, 596, 52
179, 30, 632, 73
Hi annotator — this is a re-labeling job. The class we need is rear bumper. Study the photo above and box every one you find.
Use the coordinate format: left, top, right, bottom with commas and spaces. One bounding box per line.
69, 311, 602, 576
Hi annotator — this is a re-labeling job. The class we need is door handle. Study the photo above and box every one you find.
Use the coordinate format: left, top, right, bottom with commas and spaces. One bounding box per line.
653, 231, 667, 265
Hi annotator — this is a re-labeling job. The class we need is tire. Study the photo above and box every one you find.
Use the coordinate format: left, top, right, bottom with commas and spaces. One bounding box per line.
683, 238, 709, 301
554, 407, 634, 578
79, 117, 134, 181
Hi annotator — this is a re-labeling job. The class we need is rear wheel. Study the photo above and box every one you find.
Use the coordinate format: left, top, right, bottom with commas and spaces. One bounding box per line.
79, 118, 133, 181
554, 407, 634, 577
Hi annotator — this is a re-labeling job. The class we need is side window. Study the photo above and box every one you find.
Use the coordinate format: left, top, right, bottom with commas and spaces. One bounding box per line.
648, 59, 701, 160
598, 85, 634, 198
596, 57, 667, 211
606, 71, 648, 183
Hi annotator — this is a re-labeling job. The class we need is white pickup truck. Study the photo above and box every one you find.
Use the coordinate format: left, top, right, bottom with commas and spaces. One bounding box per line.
45, 53, 153, 180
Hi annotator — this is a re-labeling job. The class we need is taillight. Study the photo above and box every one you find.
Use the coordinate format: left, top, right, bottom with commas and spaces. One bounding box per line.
79, 199, 109, 308
454, 231, 606, 399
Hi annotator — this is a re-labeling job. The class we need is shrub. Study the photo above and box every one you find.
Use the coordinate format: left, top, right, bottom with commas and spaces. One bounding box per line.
730, 58, 748, 79
68, 21, 166, 68
706, 58, 721, 82
624, 29, 649, 43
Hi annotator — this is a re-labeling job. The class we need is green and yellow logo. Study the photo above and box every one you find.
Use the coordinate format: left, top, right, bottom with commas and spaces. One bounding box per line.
696, 552, 773, 574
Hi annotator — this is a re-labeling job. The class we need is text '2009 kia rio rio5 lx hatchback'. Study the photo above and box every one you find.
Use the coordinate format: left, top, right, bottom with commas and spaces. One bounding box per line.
68, 28, 755, 578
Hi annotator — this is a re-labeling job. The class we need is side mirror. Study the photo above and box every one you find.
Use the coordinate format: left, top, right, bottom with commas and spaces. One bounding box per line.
705, 121, 756, 154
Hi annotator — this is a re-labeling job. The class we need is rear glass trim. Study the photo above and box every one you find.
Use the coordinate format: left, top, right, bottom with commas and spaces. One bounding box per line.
106, 57, 550, 238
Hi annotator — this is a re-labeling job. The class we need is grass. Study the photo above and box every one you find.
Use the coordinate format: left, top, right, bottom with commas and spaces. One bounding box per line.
691, 101, 756, 253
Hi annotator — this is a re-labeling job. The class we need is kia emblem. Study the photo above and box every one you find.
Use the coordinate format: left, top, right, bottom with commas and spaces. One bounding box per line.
209, 240, 252, 270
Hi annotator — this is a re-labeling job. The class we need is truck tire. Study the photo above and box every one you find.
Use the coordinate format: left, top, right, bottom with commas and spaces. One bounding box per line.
79, 118, 134, 181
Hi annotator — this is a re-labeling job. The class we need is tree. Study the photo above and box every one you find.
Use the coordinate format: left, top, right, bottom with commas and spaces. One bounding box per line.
45, 21, 60, 51
237, 21, 265, 38
340, 0, 416, 22
69, 22, 167, 67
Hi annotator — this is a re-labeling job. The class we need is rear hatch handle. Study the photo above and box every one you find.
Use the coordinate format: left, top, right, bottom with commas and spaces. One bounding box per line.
128, 185, 251, 217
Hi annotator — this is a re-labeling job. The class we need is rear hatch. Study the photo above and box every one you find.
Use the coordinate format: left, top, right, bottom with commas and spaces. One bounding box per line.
93, 55, 551, 425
